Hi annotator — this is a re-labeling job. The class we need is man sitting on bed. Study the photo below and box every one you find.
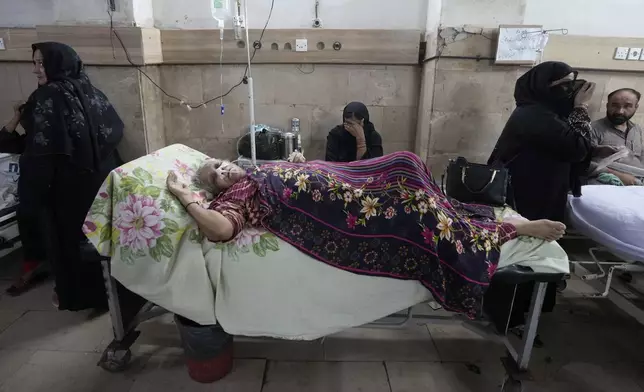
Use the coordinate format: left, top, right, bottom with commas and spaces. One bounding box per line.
589, 88, 644, 186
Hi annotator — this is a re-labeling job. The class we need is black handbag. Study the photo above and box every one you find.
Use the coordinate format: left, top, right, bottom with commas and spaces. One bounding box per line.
444, 157, 509, 206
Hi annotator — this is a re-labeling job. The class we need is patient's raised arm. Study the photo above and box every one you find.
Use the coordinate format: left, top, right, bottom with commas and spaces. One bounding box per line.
166, 171, 236, 242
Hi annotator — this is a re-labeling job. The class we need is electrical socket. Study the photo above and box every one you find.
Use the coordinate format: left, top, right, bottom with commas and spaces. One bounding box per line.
614, 47, 629, 60
295, 39, 308, 52
0, 38, 4, 50
628, 47, 643, 61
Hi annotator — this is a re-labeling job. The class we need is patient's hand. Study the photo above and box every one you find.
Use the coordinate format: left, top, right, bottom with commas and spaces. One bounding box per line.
288, 151, 306, 163
166, 171, 194, 205
608, 169, 639, 186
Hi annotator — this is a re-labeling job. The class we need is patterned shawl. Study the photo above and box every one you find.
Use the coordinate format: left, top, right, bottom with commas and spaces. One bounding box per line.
20, 42, 123, 171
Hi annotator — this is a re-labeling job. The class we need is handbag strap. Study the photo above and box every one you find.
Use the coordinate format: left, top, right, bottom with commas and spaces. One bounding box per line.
460, 167, 500, 194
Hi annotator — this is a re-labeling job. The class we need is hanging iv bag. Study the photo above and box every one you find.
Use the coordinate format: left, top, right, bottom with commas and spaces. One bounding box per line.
211, 0, 231, 29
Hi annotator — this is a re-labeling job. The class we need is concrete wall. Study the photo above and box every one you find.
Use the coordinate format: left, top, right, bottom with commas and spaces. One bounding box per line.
421, 0, 644, 173
160, 64, 420, 160
441, 0, 644, 37
0, 0, 151, 27
3, 0, 644, 166
0, 63, 147, 161
524, 0, 644, 37
152, 0, 428, 29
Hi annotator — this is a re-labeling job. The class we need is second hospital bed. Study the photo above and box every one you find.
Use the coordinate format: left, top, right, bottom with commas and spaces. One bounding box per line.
567, 185, 644, 296
86, 145, 570, 392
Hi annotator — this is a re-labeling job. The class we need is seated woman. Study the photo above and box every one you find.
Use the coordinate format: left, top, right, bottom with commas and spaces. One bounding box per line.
166, 152, 565, 317
325, 102, 383, 162
0, 42, 123, 310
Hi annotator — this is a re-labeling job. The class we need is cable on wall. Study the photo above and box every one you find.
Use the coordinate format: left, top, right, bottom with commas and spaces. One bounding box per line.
106, 0, 275, 110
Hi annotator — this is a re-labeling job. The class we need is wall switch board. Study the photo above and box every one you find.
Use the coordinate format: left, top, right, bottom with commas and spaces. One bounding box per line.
628, 47, 642, 60
295, 39, 308, 52
614, 47, 629, 60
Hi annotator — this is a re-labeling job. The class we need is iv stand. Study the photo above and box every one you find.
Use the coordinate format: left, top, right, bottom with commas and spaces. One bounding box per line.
241, 0, 257, 166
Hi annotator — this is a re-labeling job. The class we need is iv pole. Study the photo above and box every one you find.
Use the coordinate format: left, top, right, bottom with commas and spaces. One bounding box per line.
241, 0, 257, 166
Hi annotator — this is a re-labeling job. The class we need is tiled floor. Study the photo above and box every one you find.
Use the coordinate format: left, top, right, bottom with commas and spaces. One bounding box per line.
0, 267, 644, 391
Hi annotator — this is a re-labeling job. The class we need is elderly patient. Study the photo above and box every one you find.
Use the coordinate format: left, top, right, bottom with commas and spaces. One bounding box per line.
166, 151, 565, 317
589, 88, 644, 186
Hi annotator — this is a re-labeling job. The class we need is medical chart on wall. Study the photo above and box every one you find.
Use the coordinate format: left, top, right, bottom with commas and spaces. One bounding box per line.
495, 25, 547, 65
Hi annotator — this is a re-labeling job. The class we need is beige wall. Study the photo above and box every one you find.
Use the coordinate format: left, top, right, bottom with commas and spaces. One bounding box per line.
3, 58, 644, 171
160, 64, 420, 161
0, 62, 147, 162
0, 62, 419, 162
425, 60, 644, 175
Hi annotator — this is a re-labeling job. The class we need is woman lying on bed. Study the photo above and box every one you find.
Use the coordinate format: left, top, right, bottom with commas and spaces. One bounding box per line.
166, 151, 565, 317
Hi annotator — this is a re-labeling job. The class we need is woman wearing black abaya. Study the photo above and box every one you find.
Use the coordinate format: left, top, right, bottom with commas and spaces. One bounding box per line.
0, 42, 123, 310
484, 61, 595, 333
325, 102, 383, 162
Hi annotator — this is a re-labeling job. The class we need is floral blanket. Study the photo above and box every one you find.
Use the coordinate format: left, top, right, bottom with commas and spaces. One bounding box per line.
252, 151, 515, 317
85, 144, 277, 324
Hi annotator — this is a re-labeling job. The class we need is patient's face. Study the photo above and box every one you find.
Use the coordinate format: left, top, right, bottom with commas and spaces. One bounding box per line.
198, 159, 246, 192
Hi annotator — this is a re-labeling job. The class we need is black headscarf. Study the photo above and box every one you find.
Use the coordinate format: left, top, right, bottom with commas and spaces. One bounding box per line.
325, 102, 383, 162
514, 61, 577, 118
21, 42, 123, 171
342, 102, 376, 135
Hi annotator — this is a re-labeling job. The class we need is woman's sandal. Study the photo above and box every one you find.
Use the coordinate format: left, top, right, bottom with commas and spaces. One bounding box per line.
5, 269, 50, 297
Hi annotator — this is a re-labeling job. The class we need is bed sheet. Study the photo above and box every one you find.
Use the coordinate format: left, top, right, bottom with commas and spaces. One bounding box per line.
211, 207, 569, 340
568, 185, 644, 261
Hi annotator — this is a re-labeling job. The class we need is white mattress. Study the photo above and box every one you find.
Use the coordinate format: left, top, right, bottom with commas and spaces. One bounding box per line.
568, 185, 644, 261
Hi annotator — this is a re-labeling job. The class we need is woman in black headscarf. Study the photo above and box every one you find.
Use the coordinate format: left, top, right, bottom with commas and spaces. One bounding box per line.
325, 102, 383, 162
488, 61, 595, 222
484, 61, 595, 333
0, 42, 123, 310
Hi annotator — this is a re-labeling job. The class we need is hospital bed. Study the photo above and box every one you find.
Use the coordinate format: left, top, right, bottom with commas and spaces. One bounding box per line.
566, 185, 644, 297
84, 145, 569, 392
91, 224, 567, 392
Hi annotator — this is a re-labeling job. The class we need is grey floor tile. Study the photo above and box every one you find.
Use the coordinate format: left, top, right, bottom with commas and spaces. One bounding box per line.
536, 318, 643, 363
522, 381, 584, 392
129, 356, 265, 392
262, 361, 390, 392
0, 310, 111, 352
387, 361, 505, 392
551, 361, 644, 392
0, 280, 57, 312
427, 324, 505, 362
235, 337, 324, 361
324, 325, 439, 361
0, 349, 34, 387
129, 314, 184, 357
0, 310, 24, 333
0, 350, 146, 392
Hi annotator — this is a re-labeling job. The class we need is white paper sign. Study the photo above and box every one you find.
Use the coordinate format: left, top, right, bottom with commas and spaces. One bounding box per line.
495, 26, 545, 65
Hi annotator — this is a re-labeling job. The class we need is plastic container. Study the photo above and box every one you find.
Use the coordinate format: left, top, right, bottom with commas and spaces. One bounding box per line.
175, 315, 234, 383
211, 0, 231, 30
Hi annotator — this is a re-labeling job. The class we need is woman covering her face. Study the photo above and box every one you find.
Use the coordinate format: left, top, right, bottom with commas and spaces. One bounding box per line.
325, 102, 383, 162
0, 42, 124, 311
485, 61, 595, 333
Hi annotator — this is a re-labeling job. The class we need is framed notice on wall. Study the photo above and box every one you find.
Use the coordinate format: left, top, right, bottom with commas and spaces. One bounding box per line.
495, 25, 546, 65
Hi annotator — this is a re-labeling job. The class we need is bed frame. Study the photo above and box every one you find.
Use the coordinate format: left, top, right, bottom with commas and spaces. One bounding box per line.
564, 229, 644, 298
93, 252, 564, 392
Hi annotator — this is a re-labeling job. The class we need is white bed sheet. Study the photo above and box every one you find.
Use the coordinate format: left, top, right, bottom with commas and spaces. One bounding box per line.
568, 185, 644, 261
209, 208, 569, 340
